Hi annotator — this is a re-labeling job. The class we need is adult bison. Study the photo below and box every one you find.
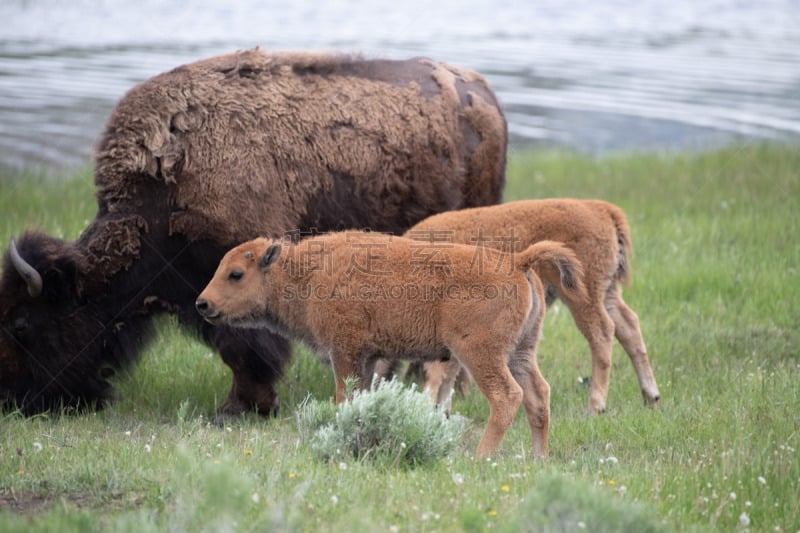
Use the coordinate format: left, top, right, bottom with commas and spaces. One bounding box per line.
0, 48, 507, 417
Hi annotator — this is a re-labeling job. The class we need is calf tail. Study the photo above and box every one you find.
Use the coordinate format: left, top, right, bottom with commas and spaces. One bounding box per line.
604, 202, 633, 286
515, 240, 586, 301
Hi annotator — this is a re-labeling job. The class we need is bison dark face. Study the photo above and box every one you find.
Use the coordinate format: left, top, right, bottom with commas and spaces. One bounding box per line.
0, 232, 139, 414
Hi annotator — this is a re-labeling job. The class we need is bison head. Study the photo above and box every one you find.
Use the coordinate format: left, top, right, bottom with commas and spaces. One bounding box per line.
0, 232, 123, 414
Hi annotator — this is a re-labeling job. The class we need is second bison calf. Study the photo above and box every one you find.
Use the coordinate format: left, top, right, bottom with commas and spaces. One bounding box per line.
196, 231, 584, 458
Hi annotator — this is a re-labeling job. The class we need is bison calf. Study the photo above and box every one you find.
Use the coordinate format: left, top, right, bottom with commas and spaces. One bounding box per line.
404, 199, 661, 414
196, 231, 584, 458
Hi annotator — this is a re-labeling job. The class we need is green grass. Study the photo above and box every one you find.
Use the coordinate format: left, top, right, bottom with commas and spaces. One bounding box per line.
1, 143, 799, 531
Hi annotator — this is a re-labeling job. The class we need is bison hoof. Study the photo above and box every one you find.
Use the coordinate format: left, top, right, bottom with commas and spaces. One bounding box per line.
214, 395, 280, 425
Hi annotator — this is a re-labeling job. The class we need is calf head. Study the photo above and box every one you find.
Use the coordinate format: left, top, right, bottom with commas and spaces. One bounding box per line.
196, 238, 282, 327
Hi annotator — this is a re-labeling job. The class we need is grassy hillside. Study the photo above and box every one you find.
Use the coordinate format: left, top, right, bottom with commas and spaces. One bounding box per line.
1, 143, 798, 531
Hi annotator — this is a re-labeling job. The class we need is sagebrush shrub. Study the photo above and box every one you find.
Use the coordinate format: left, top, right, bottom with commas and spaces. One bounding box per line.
296, 378, 465, 467
502, 473, 667, 533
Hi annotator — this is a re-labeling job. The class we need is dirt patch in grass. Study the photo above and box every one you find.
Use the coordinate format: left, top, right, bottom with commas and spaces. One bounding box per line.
0, 490, 143, 515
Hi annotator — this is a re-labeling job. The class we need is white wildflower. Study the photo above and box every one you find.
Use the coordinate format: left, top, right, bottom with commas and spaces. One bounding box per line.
338, 462, 347, 471
730, 492, 737, 500
606, 456, 619, 465
758, 476, 767, 485
330, 495, 338, 505
452, 472, 464, 485
251, 493, 260, 503
32, 441, 43, 452
739, 512, 750, 527
577, 521, 587, 529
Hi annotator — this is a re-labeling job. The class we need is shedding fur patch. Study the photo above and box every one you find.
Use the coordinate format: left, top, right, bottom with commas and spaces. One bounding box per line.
85, 216, 148, 279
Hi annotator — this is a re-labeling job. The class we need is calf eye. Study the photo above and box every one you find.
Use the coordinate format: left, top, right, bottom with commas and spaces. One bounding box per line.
228, 270, 244, 282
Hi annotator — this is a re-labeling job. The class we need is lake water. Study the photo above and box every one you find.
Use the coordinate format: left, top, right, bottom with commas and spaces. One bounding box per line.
1, 0, 799, 172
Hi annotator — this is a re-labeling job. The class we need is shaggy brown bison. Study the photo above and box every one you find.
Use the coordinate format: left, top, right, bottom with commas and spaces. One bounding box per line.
196, 232, 585, 457
0, 48, 507, 416
400, 199, 661, 414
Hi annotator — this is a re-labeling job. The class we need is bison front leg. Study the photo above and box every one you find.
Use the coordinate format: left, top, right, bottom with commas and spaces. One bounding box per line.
204, 325, 291, 418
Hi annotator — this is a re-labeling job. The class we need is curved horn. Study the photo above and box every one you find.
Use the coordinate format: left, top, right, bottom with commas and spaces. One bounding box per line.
9, 237, 43, 298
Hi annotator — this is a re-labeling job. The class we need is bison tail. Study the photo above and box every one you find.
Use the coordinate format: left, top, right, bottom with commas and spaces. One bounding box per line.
515, 240, 586, 301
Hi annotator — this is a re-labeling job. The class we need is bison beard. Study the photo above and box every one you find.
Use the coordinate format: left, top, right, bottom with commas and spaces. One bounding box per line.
0, 48, 507, 417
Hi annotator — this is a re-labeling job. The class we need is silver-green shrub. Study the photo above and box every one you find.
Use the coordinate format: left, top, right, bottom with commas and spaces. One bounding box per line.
296, 378, 465, 467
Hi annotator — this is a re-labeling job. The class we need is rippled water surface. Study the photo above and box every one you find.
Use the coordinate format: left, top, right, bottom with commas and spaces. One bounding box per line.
1, 0, 798, 171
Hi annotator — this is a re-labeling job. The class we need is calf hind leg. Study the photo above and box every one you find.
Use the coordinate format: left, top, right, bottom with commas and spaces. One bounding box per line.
454, 345, 523, 459
567, 299, 615, 415
605, 286, 661, 405
509, 319, 550, 459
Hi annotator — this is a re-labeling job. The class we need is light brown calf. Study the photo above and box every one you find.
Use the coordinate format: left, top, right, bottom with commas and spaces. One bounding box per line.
405, 199, 661, 414
196, 231, 585, 458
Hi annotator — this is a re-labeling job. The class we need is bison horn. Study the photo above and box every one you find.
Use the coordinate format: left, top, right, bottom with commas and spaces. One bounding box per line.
9, 237, 43, 298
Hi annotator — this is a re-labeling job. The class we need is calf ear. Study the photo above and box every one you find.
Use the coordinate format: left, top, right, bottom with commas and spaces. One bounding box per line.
260, 243, 282, 269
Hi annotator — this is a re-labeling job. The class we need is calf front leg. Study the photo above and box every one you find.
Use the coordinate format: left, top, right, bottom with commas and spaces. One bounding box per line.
329, 350, 361, 404
424, 358, 466, 414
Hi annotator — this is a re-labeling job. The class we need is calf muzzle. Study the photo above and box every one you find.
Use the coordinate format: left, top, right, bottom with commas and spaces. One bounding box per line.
195, 298, 220, 323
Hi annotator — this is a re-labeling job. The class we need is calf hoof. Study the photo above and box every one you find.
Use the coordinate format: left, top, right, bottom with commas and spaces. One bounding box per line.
587, 399, 606, 416
643, 392, 661, 408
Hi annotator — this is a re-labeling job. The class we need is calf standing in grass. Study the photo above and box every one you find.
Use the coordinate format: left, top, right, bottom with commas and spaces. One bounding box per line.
196, 231, 585, 458
404, 199, 661, 415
